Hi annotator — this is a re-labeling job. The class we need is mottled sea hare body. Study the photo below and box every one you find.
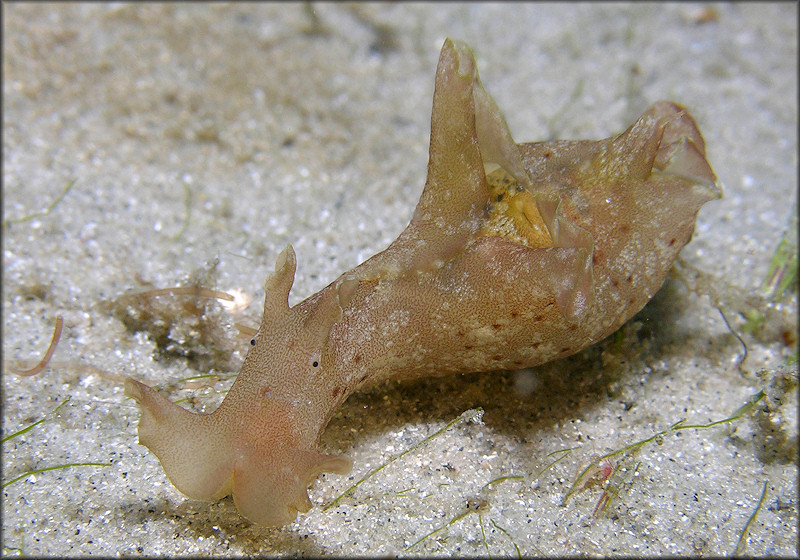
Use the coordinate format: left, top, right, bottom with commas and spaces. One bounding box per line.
124, 39, 721, 526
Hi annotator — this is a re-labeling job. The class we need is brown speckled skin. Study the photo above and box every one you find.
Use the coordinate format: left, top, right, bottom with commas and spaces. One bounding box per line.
124, 39, 721, 527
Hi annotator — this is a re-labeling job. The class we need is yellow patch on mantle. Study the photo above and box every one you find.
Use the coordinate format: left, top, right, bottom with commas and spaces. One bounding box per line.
480, 167, 554, 248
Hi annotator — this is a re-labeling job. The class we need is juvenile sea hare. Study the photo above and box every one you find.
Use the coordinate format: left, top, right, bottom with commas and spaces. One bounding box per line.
124, 39, 721, 526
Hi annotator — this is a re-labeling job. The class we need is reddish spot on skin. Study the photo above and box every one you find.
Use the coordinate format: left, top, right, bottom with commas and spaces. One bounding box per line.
592, 251, 603, 266
510, 311, 520, 319
626, 275, 633, 283
669, 238, 677, 246
569, 324, 578, 331
531, 342, 541, 349
560, 347, 571, 354
492, 355, 503, 361
464, 344, 474, 350
492, 323, 502, 330
619, 224, 630, 235
332, 386, 341, 399
353, 354, 362, 364
513, 360, 523, 367
628, 297, 636, 305
533, 314, 545, 322
611, 279, 620, 288
359, 374, 368, 384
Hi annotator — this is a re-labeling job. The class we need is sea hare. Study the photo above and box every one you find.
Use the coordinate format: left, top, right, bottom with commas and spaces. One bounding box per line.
124, 39, 721, 526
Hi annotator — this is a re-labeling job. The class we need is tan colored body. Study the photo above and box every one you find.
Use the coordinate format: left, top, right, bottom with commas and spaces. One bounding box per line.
125, 39, 721, 527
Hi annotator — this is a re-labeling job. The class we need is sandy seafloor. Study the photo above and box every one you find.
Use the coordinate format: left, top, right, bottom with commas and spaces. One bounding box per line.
2, 3, 797, 557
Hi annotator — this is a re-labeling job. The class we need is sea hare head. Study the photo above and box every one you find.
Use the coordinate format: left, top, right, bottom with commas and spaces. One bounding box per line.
124, 246, 354, 526
124, 378, 353, 526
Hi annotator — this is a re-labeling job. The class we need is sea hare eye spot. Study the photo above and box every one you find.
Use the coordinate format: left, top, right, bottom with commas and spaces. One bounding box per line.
312, 361, 319, 368
250, 339, 256, 346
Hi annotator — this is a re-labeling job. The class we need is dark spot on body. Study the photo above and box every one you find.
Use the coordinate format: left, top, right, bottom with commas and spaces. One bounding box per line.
359, 373, 368, 383
619, 224, 630, 235
611, 279, 619, 288
510, 311, 520, 319
533, 314, 545, 321
464, 344, 474, 350
353, 354, 362, 363
332, 386, 341, 399
560, 347, 571, 353
492, 355, 503, 361
626, 275, 633, 283
492, 323, 502, 330
669, 237, 677, 246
